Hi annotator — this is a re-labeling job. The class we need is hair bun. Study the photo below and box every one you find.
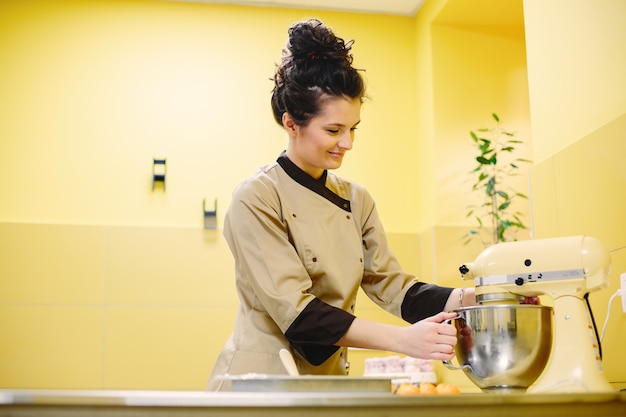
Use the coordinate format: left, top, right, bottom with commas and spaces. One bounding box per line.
287, 19, 354, 65
271, 19, 365, 127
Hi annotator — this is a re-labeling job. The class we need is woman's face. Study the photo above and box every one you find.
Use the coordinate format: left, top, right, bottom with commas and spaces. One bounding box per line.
283, 96, 361, 179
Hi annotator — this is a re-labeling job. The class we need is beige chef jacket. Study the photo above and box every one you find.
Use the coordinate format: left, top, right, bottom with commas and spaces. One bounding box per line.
207, 153, 452, 391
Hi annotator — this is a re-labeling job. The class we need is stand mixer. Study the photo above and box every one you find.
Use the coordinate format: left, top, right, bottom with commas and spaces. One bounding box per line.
459, 235, 614, 393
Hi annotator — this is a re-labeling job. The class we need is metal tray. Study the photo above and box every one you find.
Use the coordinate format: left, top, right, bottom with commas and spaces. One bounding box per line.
222, 374, 393, 393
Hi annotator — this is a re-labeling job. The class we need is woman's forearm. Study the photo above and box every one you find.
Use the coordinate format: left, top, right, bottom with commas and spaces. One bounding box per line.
336, 312, 459, 360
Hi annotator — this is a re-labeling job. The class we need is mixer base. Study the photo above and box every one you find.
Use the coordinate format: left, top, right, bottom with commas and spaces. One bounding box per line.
480, 386, 529, 394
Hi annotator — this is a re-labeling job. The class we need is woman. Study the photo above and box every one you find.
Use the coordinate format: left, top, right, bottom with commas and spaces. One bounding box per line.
207, 18, 474, 390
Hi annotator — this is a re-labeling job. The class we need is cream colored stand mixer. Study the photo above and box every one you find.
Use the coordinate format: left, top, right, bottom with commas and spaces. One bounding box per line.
460, 235, 614, 393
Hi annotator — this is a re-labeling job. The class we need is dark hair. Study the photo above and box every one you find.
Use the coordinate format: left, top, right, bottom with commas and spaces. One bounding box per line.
271, 19, 365, 127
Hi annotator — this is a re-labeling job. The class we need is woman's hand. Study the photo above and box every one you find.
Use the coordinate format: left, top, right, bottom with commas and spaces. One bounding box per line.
397, 311, 459, 360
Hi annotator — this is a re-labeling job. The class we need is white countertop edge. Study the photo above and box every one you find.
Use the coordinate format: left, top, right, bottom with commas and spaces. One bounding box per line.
0, 389, 624, 408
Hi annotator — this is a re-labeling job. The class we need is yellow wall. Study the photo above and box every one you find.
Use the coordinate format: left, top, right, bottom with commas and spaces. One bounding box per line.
0, 0, 417, 230
412, 0, 533, 279
524, 0, 626, 163
414, 0, 531, 235
524, 0, 626, 389
1, 0, 624, 392
0, 0, 419, 389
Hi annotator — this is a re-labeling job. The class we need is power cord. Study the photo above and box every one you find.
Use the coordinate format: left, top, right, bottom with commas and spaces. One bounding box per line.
585, 293, 602, 359
600, 290, 624, 343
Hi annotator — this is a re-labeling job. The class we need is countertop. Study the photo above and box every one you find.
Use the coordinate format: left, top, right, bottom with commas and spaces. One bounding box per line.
1, 389, 626, 417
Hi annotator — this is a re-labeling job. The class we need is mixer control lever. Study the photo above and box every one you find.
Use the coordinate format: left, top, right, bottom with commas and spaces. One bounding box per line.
515, 277, 524, 286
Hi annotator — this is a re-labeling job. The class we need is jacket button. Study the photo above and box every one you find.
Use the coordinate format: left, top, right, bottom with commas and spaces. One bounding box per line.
312, 257, 317, 262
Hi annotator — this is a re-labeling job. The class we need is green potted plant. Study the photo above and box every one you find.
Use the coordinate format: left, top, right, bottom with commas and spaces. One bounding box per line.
464, 113, 532, 245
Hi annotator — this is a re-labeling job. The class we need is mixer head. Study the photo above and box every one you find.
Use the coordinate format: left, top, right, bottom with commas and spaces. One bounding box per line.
460, 235, 611, 304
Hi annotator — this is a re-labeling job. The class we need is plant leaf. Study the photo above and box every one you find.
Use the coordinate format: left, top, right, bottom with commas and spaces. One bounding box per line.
464, 113, 532, 246
485, 177, 495, 194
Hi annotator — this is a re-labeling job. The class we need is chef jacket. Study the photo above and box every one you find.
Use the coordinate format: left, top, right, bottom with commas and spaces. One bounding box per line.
207, 152, 453, 390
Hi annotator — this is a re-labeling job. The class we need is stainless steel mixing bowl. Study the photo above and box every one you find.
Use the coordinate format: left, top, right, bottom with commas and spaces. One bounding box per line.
443, 304, 553, 393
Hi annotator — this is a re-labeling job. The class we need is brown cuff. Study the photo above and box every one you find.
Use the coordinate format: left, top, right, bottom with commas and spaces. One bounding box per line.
401, 282, 454, 323
285, 298, 356, 366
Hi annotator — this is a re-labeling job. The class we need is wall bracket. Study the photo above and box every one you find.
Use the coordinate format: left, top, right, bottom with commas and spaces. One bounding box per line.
152, 158, 166, 191
203, 198, 217, 229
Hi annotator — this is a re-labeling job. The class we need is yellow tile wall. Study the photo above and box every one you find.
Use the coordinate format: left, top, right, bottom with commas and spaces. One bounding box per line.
104, 306, 227, 390
105, 226, 237, 307
0, 305, 104, 389
0, 223, 237, 389
0, 223, 106, 305
530, 113, 626, 388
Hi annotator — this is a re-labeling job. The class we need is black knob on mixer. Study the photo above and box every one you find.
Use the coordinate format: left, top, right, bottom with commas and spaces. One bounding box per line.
515, 277, 524, 286
459, 265, 469, 275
